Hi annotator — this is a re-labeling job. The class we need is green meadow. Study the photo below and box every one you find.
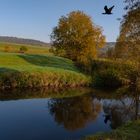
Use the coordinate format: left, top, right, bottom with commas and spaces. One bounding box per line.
0, 43, 90, 89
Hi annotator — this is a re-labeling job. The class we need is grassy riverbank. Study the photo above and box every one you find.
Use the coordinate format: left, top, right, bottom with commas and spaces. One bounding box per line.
0, 52, 90, 89
91, 59, 139, 88
0, 43, 139, 89
85, 120, 140, 140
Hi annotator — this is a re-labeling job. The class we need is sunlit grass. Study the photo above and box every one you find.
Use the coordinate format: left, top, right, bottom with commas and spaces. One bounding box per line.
0, 52, 79, 72
0, 52, 90, 89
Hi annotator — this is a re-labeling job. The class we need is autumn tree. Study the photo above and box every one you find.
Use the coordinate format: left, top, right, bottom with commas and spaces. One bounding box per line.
115, 0, 140, 61
115, 0, 140, 84
115, 8, 140, 60
51, 11, 105, 66
124, 0, 140, 10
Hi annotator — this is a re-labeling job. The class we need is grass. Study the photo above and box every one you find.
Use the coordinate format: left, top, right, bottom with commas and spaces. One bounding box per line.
85, 120, 140, 140
0, 42, 51, 54
0, 52, 90, 89
0, 52, 79, 72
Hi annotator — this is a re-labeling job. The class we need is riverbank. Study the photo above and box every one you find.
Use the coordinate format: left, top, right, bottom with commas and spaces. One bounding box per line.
85, 120, 140, 140
91, 59, 139, 88
0, 52, 90, 89
0, 50, 139, 90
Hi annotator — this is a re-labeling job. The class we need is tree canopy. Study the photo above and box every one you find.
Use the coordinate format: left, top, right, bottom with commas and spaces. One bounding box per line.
115, 0, 140, 62
51, 11, 105, 66
114, 0, 140, 85
124, 0, 140, 10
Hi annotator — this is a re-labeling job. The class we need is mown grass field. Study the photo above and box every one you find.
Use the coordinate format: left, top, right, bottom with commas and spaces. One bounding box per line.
0, 42, 51, 54
0, 52, 79, 72
0, 45, 90, 89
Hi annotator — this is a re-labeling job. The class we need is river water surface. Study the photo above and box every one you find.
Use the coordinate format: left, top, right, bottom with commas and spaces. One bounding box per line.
0, 87, 139, 140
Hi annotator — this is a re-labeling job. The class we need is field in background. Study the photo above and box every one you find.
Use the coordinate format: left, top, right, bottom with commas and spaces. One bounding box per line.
0, 42, 51, 55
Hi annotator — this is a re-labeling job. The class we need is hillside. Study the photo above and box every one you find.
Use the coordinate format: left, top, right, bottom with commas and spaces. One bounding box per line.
0, 52, 78, 72
0, 36, 115, 49
0, 36, 50, 47
0, 52, 90, 89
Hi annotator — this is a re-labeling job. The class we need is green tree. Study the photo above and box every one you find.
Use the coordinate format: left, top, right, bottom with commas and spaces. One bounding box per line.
51, 11, 105, 66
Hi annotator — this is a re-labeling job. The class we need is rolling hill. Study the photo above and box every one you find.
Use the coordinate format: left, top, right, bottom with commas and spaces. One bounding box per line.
0, 36, 50, 47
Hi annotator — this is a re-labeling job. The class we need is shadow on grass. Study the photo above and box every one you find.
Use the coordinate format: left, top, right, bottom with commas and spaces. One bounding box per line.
0, 67, 19, 73
18, 54, 79, 72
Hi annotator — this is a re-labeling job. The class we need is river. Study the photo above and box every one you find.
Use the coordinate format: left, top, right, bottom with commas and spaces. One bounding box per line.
0, 87, 139, 140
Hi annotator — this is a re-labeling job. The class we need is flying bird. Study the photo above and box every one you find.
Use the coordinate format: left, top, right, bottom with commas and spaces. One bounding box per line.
102, 5, 115, 15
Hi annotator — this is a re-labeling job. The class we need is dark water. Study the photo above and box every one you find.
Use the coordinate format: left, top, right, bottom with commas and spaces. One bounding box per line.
0, 87, 139, 140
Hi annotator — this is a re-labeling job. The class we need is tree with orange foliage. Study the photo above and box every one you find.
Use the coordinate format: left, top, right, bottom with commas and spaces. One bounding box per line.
115, 0, 140, 85
51, 11, 105, 67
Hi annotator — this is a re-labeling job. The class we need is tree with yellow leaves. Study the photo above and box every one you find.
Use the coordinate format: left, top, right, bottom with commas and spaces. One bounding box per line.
51, 11, 105, 67
115, 0, 140, 85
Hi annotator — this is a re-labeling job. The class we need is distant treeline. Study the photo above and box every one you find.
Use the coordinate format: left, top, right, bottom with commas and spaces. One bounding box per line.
0, 36, 51, 47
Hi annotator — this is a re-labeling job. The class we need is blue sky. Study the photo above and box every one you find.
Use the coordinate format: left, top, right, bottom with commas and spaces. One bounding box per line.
0, 0, 125, 42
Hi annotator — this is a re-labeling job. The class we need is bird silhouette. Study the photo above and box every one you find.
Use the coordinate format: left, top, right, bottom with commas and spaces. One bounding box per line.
102, 5, 115, 15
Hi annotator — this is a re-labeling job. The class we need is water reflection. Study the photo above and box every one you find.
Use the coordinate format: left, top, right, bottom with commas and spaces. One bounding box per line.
0, 87, 139, 140
0, 87, 91, 100
47, 86, 140, 130
48, 95, 101, 130
103, 98, 136, 128
102, 87, 140, 129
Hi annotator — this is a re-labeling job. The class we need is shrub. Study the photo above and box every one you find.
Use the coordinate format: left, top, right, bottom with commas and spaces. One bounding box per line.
93, 69, 123, 88
19, 46, 28, 53
91, 59, 138, 88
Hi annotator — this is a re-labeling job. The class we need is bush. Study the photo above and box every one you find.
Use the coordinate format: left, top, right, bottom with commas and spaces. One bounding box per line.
93, 69, 122, 88
91, 59, 138, 88
19, 46, 28, 53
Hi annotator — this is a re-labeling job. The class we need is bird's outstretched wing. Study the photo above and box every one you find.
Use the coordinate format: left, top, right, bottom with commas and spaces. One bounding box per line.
109, 5, 115, 12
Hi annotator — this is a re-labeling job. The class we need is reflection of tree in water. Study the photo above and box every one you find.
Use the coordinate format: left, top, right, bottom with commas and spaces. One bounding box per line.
103, 88, 140, 129
48, 95, 101, 131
